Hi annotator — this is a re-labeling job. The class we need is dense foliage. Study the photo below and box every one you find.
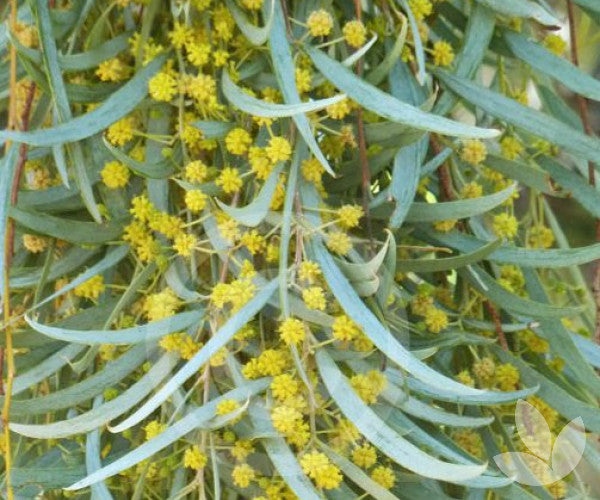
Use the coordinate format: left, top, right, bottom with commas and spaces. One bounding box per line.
2, 0, 600, 498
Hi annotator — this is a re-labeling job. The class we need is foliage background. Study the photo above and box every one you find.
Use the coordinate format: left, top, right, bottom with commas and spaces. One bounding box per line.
2, 0, 600, 499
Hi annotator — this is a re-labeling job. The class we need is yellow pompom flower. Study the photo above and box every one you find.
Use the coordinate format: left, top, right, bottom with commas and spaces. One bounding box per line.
185, 160, 208, 183
424, 306, 448, 333
492, 213, 518, 239
332, 314, 361, 342
301, 157, 325, 184
326, 231, 352, 255
337, 204, 363, 229
278, 317, 306, 345
500, 136, 524, 160
101, 161, 130, 189
173, 233, 197, 257
307, 9, 334, 37
371, 466, 396, 489
183, 446, 207, 470
495, 363, 519, 391
266, 136, 292, 163
96, 58, 130, 82
225, 128, 252, 155
300, 451, 343, 490
231, 463, 255, 488
241, 0, 262, 10
216, 167, 243, 194
148, 71, 178, 102
352, 444, 377, 468
460, 139, 487, 165
106, 116, 136, 146
350, 370, 386, 404
343, 20, 367, 48
528, 225, 554, 248
74, 275, 105, 300
184, 190, 208, 213
409, 0, 433, 21
432, 40, 455, 66
130, 194, 154, 222
302, 286, 326, 311
460, 182, 483, 199
22, 234, 48, 253
543, 34, 567, 57
271, 374, 301, 400
433, 219, 457, 232
143, 287, 181, 321
271, 405, 303, 434
144, 420, 167, 440
216, 399, 241, 415
298, 261, 321, 283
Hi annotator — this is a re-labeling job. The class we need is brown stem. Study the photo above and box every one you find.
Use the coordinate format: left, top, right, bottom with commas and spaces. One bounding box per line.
353, 0, 374, 250
566, 1, 600, 344
484, 300, 509, 351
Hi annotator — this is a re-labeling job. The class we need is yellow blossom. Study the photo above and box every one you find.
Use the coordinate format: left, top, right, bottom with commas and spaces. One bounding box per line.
185, 160, 209, 183
460, 139, 487, 165
350, 370, 386, 404
22, 234, 48, 253
216, 399, 241, 415
225, 128, 252, 155
326, 231, 352, 255
302, 286, 326, 311
371, 465, 395, 489
352, 444, 377, 469
148, 71, 178, 101
266, 136, 292, 163
492, 213, 518, 239
432, 40, 454, 66
543, 34, 567, 56
232, 463, 255, 488
74, 275, 105, 300
332, 314, 361, 342
278, 317, 306, 345
343, 20, 367, 48
101, 161, 130, 189
216, 167, 243, 194
300, 451, 343, 490
143, 288, 181, 321
183, 446, 207, 469
337, 204, 363, 229
307, 9, 334, 37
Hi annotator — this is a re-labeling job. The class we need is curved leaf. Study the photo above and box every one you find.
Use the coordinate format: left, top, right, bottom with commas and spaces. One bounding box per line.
25, 309, 203, 345
226, 0, 275, 46
222, 71, 346, 118
110, 278, 278, 432
315, 349, 488, 482
306, 46, 499, 138
0, 54, 167, 146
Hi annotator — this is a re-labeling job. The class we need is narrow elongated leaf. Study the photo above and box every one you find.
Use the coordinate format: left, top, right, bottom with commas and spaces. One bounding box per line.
222, 71, 345, 118
315, 349, 487, 482
390, 141, 425, 228
66, 380, 269, 490
6, 345, 148, 416
462, 265, 581, 318
396, 239, 501, 272
474, 0, 559, 26
402, 183, 516, 222
321, 443, 401, 500
397, 0, 426, 84
307, 46, 499, 139
10, 354, 178, 438
86, 396, 115, 500
0, 146, 18, 301
309, 239, 484, 395
505, 31, 600, 101
10, 207, 124, 244
226, 0, 274, 46
522, 268, 600, 398
484, 155, 554, 194
11, 344, 85, 396
248, 403, 322, 500
268, 1, 334, 175
387, 368, 538, 405
0, 54, 167, 146
537, 155, 600, 218
435, 70, 600, 166
103, 137, 174, 179
420, 228, 600, 267
35, 0, 100, 219
491, 345, 600, 434
216, 164, 283, 227
110, 278, 278, 432
25, 309, 203, 345
33, 245, 129, 308
192, 120, 233, 139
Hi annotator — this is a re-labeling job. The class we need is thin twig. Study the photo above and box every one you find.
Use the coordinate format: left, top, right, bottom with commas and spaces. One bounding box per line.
353, 0, 374, 251
566, 0, 600, 344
